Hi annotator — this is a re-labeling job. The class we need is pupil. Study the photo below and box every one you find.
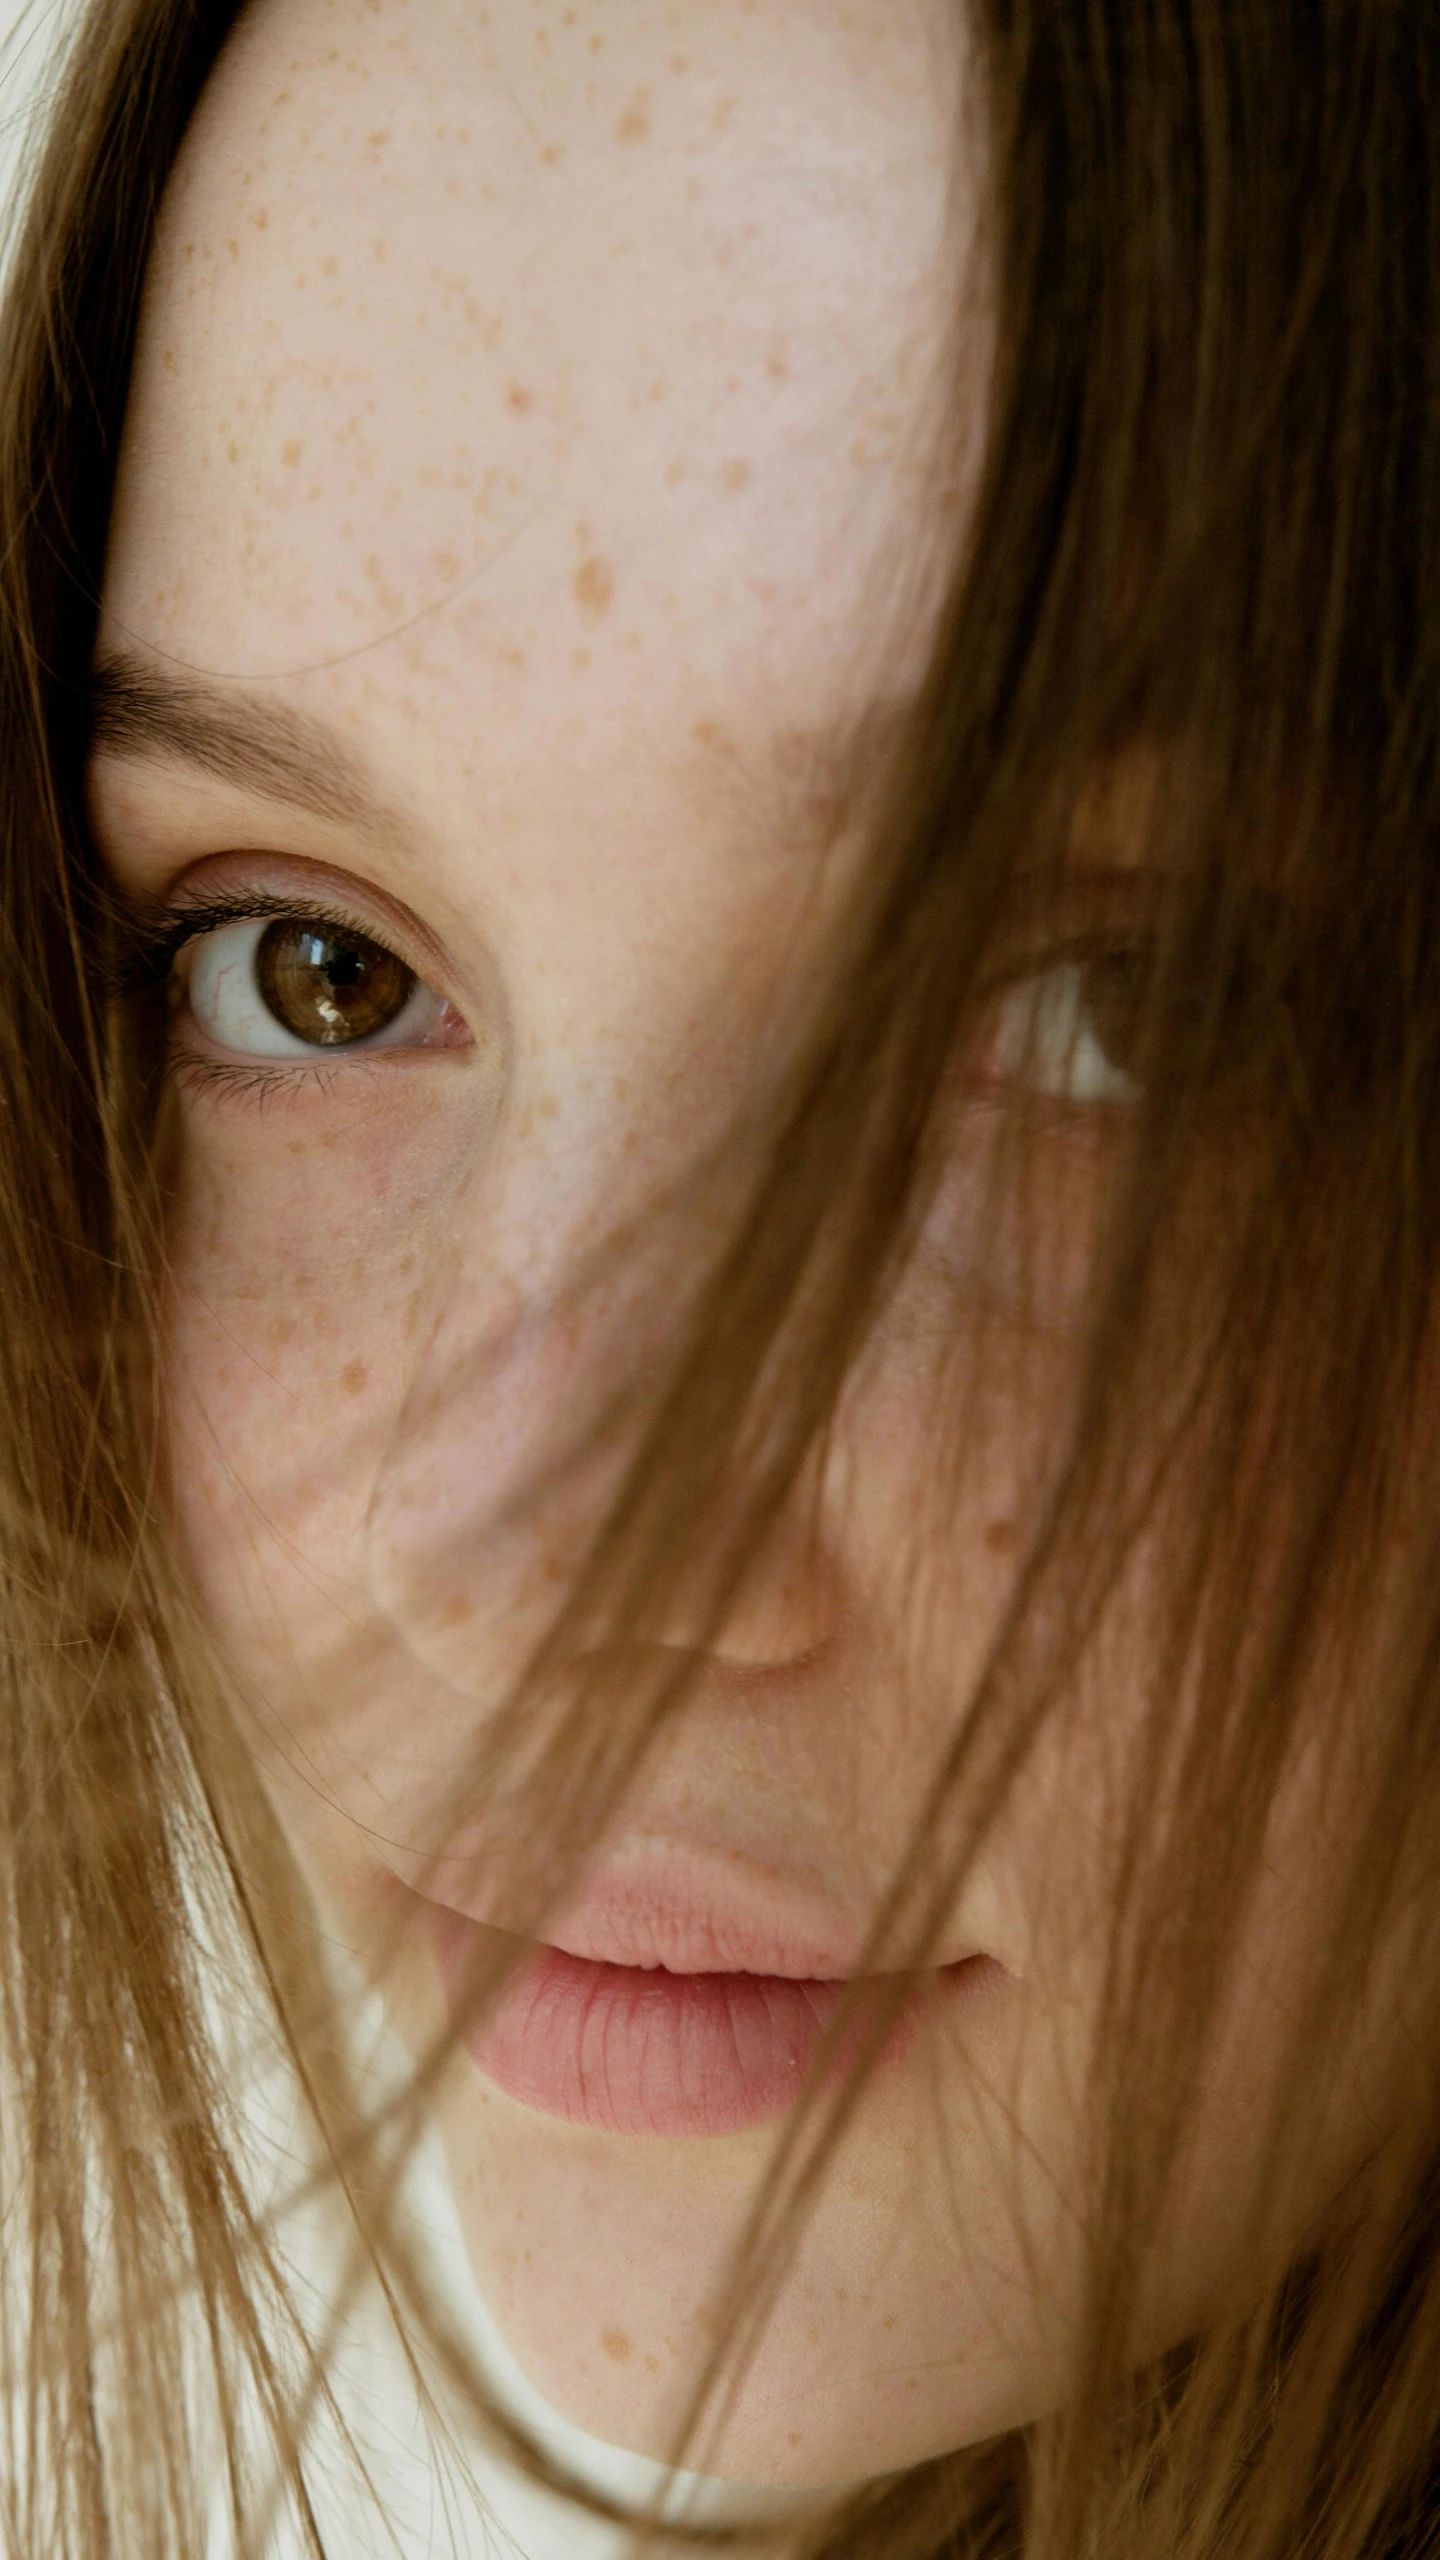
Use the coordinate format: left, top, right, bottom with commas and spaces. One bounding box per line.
318, 940, 364, 991
256, 919, 414, 1047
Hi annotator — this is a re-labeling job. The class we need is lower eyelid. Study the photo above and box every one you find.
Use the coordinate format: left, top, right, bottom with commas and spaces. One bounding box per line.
164, 1049, 325, 1113
166, 1043, 463, 1113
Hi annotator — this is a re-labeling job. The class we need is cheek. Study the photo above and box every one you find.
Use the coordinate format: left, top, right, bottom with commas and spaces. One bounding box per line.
156, 1056, 695, 1738
160, 1078, 467, 1632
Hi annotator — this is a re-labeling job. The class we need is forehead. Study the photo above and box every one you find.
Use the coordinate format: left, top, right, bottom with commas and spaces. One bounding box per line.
102, 0, 978, 849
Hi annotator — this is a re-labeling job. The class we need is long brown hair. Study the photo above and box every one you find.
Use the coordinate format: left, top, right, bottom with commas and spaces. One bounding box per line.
2, 0, 1440, 2553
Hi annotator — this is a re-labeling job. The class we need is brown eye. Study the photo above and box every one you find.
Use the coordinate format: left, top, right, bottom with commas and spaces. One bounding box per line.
255, 919, 415, 1047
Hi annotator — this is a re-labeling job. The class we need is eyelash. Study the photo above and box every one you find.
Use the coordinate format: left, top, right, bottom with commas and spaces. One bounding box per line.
167, 1052, 358, 1109
126, 886, 405, 986
124, 887, 449, 1097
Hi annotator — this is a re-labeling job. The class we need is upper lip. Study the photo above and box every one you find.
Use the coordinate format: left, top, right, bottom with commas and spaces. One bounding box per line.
402, 1852, 986, 1981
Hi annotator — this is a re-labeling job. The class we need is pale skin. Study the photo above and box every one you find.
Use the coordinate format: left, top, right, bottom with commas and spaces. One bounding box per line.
87, 0, 1404, 2494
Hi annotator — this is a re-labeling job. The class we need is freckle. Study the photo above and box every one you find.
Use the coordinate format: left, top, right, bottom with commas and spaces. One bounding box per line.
985, 1518, 1020, 1555
282, 439, 303, 466
432, 551, 461, 582
507, 382, 535, 414
537, 1092, 559, 1120
882, 2313, 897, 2331
341, 1358, 368, 1396
644, 2352, 660, 2373
254, 208, 268, 229
227, 439, 241, 463
664, 459, 686, 487
373, 237, 388, 260
322, 254, 338, 276
268, 1317, 294, 1347
438, 1590, 474, 1629
226, 238, 239, 261
719, 457, 751, 493
616, 88, 652, 143
788, 2432, 803, 2448
670, 54, 690, 72
572, 647, 591, 668
602, 2330, 633, 2365
768, 349, 790, 381
574, 555, 615, 619
541, 141, 565, 165
368, 127, 391, 148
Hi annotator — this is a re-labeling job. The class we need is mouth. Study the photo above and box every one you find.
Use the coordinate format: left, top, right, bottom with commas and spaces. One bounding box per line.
423, 1902, 994, 2139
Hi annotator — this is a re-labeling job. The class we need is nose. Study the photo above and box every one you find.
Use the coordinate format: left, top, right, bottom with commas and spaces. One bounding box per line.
365, 1193, 853, 1696
637, 1454, 847, 1668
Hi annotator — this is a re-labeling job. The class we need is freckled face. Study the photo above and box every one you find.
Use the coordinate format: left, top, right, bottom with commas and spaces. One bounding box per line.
86, 0, 1365, 2496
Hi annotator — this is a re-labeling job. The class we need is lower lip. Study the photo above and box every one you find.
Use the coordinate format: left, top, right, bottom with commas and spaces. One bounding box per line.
426, 1908, 983, 2138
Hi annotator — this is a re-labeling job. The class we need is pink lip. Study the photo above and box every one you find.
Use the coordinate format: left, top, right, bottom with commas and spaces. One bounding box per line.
425, 1903, 990, 2138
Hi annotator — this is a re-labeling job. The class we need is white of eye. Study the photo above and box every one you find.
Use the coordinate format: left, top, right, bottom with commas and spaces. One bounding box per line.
988, 960, 1142, 1106
185, 916, 448, 1058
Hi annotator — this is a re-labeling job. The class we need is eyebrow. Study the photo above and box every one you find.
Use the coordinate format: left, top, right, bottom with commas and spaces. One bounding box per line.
89, 653, 396, 833
89, 649, 913, 859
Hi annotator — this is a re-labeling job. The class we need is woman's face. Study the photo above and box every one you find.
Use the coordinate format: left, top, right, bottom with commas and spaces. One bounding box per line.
88, 0, 1396, 2491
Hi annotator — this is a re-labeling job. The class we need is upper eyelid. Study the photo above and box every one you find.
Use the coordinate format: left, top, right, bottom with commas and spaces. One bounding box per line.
975, 923, 1155, 1004
982, 871, 1298, 991
121, 886, 435, 994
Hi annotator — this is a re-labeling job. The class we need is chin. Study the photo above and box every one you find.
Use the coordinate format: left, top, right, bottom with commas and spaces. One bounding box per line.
430, 2058, 1061, 2489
